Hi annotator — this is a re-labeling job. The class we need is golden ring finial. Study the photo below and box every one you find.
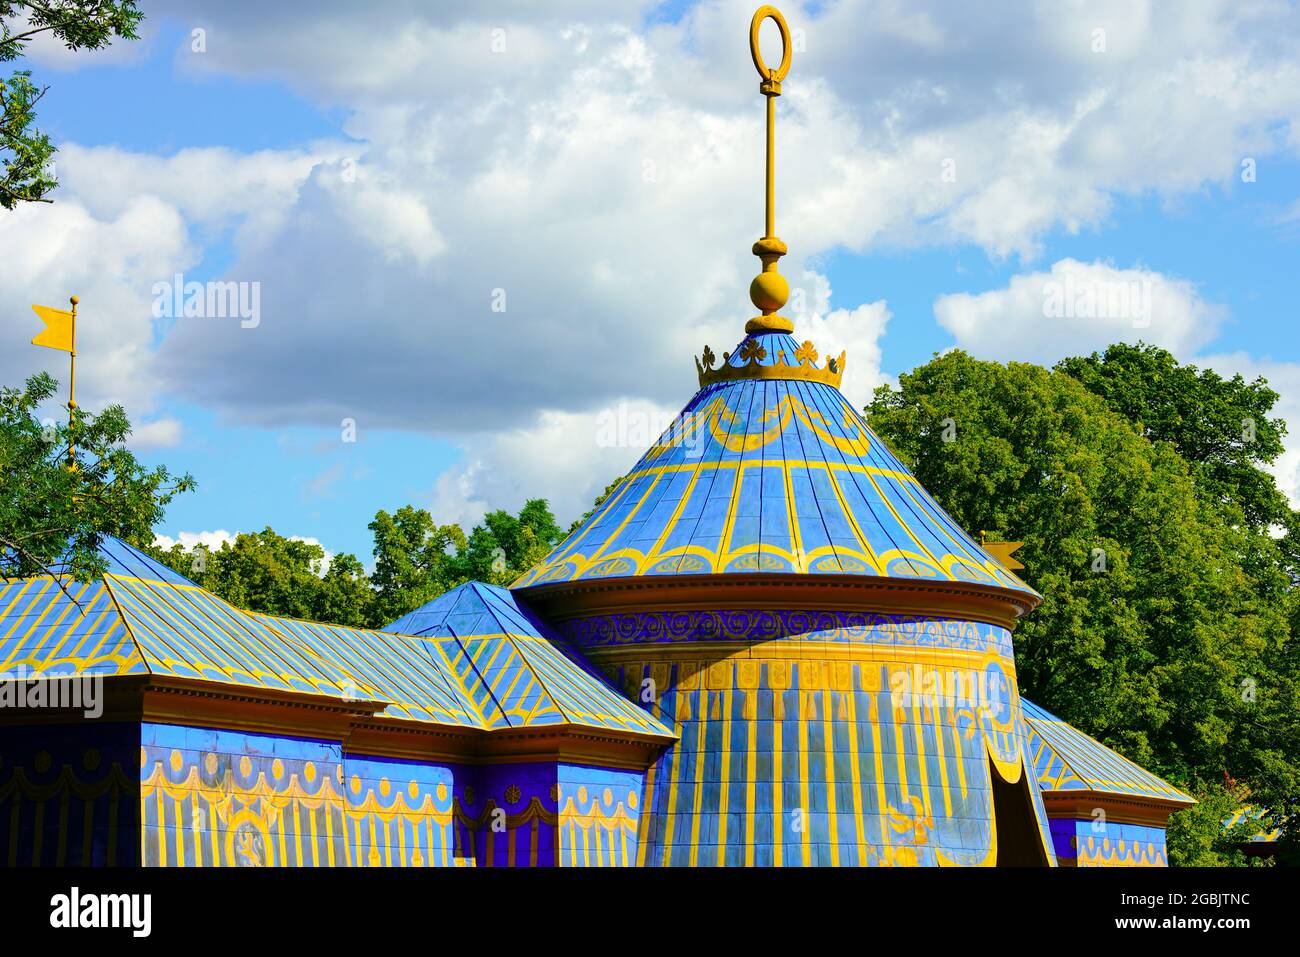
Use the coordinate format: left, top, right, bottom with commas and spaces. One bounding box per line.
746, 6, 793, 333
749, 5, 792, 93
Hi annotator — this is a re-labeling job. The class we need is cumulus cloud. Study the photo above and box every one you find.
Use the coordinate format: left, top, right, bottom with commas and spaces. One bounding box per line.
153, 529, 238, 552
135, 0, 1299, 439
130, 418, 184, 449
431, 397, 681, 528
933, 258, 1226, 364
931, 264, 1300, 511
15, 0, 1300, 521
0, 196, 194, 423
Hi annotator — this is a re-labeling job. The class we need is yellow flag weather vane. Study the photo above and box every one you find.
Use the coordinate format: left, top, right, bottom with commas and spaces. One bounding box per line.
980, 531, 1026, 571
746, 5, 794, 336
31, 295, 80, 468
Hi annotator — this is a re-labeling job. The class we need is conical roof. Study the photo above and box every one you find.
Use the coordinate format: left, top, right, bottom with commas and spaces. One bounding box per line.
514, 330, 1036, 604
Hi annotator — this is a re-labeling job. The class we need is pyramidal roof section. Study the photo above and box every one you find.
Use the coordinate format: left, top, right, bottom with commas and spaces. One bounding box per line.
381, 582, 674, 738
41, 534, 201, 587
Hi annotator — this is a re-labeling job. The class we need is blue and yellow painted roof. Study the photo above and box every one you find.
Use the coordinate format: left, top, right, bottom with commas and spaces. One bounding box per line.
515, 331, 1037, 598
0, 537, 671, 739
1023, 699, 1194, 804
383, 582, 673, 738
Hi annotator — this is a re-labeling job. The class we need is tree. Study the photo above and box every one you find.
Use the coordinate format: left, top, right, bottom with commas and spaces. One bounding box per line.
316, 552, 375, 629
149, 528, 376, 629
1056, 343, 1293, 533
1058, 344, 1300, 849
1, 1, 143, 208
866, 350, 1296, 864
449, 498, 565, 587
0, 371, 194, 582
368, 505, 467, 627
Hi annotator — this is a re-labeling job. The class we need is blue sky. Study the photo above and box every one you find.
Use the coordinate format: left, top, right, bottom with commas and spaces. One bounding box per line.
5, 1, 1299, 564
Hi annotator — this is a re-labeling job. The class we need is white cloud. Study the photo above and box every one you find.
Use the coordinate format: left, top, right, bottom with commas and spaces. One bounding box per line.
131, 418, 184, 449
13, 13, 161, 70
430, 270, 892, 526
153, 529, 238, 552
431, 397, 679, 528
933, 258, 1226, 364
14, 0, 1300, 522
135, 0, 1300, 438
0, 195, 193, 425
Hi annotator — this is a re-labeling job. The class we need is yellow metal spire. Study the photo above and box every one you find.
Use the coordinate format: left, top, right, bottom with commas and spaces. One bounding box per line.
746, 5, 793, 335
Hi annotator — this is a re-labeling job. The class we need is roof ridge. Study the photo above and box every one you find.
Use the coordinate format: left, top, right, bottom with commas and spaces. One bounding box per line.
100, 575, 155, 678
439, 628, 507, 728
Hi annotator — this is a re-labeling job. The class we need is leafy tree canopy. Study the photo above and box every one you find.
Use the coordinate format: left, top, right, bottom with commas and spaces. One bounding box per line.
866, 348, 1298, 863
1, 0, 143, 208
148, 528, 376, 630
1057, 342, 1292, 533
0, 372, 194, 580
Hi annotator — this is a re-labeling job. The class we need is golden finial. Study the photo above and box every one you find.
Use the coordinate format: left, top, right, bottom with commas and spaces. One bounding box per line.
693, 11, 850, 392
746, 5, 793, 335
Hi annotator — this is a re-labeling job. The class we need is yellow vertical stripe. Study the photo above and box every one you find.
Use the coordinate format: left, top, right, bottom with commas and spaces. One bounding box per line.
823, 687, 839, 866
745, 702, 757, 866
933, 691, 954, 818
173, 797, 185, 866
773, 702, 783, 868
154, 788, 167, 866
869, 696, 890, 857
716, 686, 732, 864
688, 687, 708, 866
798, 692, 811, 866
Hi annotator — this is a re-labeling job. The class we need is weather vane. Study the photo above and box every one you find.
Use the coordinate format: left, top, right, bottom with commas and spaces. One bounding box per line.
31, 294, 80, 469
747, 5, 793, 335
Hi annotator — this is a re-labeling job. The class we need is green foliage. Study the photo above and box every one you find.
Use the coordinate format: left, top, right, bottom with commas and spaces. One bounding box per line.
0, 372, 194, 580
148, 528, 376, 629
367, 505, 467, 626
1057, 343, 1292, 532
1, 1, 143, 208
866, 348, 1298, 865
1164, 785, 1260, 867
0, 70, 53, 207
147, 498, 569, 632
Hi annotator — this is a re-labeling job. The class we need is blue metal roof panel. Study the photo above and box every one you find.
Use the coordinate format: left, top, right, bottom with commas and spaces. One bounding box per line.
514, 363, 1037, 595
1023, 699, 1193, 803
